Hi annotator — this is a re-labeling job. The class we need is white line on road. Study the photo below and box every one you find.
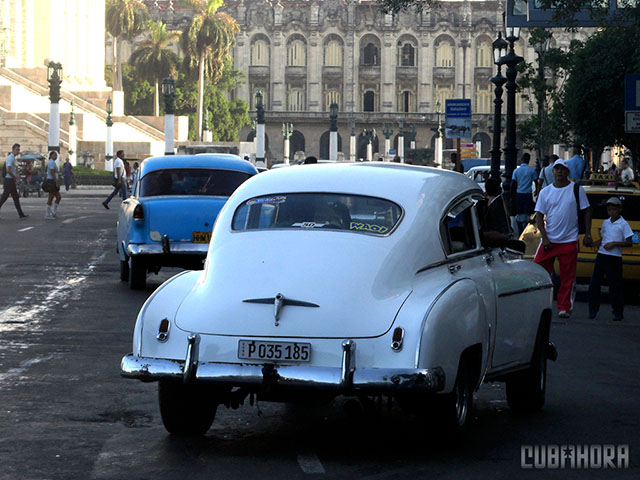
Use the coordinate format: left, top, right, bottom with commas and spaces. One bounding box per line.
297, 452, 326, 474
62, 215, 91, 224
17, 226, 34, 232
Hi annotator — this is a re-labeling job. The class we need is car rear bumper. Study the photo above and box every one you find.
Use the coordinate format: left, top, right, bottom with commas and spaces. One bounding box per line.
121, 335, 445, 393
127, 243, 209, 256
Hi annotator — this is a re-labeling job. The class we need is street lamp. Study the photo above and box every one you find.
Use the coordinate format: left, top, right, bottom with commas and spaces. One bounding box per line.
105, 97, 114, 171
490, 32, 508, 179
382, 123, 393, 161
329, 102, 338, 161
533, 32, 552, 171
501, 25, 524, 184
397, 118, 405, 162
431, 100, 444, 168
255, 91, 266, 166
68, 100, 77, 166
282, 122, 293, 164
47, 61, 63, 153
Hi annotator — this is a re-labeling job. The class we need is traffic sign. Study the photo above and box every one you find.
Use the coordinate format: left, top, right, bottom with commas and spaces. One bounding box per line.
445, 99, 472, 139
625, 74, 640, 133
626, 112, 640, 133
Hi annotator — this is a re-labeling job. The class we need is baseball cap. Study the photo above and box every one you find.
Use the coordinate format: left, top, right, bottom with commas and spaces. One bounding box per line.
552, 158, 569, 169
606, 197, 622, 206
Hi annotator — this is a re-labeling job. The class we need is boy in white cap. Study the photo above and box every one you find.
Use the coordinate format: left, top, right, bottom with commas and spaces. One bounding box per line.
588, 197, 633, 321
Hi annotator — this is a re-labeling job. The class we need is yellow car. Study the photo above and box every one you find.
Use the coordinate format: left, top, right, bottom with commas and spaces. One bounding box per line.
520, 177, 640, 283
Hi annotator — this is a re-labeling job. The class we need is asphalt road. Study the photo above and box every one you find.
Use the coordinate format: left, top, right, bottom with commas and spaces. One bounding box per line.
0, 194, 638, 479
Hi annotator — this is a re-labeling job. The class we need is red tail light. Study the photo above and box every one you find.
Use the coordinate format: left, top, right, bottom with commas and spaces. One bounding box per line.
133, 204, 144, 220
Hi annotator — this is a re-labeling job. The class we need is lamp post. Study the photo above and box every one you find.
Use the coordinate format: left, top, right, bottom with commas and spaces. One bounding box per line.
409, 123, 417, 150
68, 100, 77, 166
363, 128, 375, 161
162, 77, 176, 155
105, 97, 114, 172
350, 119, 356, 162
501, 26, 524, 183
282, 122, 293, 164
397, 118, 405, 163
533, 31, 552, 171
490, 32, 508, 179
329, 102, 338, 161
382, 123, 393, 161
431, 100, 444, 168
255, 92, 266, 167
47, 61, 63, 154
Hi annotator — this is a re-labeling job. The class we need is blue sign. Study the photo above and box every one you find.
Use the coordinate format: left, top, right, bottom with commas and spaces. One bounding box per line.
445, 99, 472, 138
625, 74, 640, 111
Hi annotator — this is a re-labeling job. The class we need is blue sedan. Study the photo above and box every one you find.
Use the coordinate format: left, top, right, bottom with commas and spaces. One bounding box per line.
116, 154, 257, 289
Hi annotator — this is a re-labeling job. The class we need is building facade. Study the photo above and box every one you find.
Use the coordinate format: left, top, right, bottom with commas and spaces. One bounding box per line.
148, 0, 588, 162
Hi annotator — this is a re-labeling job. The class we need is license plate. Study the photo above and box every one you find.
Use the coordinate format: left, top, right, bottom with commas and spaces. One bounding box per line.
192, 231, 211, 243
238, 340, 311, 362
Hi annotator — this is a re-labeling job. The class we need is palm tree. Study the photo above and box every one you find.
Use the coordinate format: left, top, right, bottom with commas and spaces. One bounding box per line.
182, 0, 239, 141
130, 21, 181, 116
106, 0, 149, 91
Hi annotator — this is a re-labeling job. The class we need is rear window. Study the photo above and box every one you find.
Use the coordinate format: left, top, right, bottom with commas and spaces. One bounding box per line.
139, 168, 251, 197
232, 193, 402, 235
588, 193, 640, 221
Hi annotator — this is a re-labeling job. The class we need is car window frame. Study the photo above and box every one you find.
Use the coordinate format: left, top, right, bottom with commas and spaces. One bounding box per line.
439, 192, 484, 260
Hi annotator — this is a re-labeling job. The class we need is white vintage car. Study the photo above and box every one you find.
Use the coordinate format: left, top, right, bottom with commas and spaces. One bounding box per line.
121, 163, 556, 436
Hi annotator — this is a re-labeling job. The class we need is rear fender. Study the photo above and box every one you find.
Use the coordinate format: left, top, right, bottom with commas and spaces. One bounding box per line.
417, 279, 489, 393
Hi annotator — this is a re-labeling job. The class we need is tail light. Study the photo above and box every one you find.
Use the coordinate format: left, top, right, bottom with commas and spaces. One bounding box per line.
133, 204, 144, 220
391, 327, 404, 351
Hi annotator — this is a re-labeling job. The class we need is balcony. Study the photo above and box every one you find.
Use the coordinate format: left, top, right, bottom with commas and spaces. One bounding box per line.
358, 65, 381, 80
322, 66, 343, 79
248, 65, 270, 78
285, 66, 307, 78
395, 66, 418, 80
433, 67, 455, 80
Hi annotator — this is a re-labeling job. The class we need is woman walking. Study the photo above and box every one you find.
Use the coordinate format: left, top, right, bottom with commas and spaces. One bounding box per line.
44, 151, 61, 219
63, 157, 73, 191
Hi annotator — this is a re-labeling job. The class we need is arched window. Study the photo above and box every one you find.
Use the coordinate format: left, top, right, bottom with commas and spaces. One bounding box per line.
400, 42, 415, 66
363, 43, 379, 66
324, 40, 343, 67
287, 87, 306, 111
475, 40, 492, 67
435, 41, 454, 67
325, 90, 341, 111
474, 83, 492, 114
397, 90, 415, 113
363, 91, 376, 112
251, 39, 269, 66
287, 39, 306, 67
434, 85, 454, 109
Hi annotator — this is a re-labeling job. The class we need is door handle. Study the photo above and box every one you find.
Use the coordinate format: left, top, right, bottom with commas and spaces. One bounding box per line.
448, 264, 461, 274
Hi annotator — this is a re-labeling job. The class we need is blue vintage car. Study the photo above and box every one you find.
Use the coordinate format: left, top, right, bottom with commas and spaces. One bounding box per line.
116, 154, 257, 289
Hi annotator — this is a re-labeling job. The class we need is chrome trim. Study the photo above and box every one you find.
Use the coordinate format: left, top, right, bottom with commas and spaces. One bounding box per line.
157, 318, 170, 342
121, 354, 445, 393
183, 333, 200, 383
127, 243, 209, 256
391, 327, 404, 351
341, 340, 356, 387
497, 284, 553, 298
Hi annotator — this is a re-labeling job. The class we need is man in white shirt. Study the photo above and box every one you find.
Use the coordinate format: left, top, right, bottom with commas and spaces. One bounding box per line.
588, 197, 633, 321
534, 158, 592, 318
620, 159, 634, 186
0, 143, 29, 219
102, 150, 128, 209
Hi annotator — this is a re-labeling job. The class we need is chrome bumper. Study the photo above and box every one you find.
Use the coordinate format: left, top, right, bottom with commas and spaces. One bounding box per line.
127, 243, 208, 256
121, 335, 445, 393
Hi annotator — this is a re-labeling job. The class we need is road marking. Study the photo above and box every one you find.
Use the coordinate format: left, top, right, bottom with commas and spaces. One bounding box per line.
62, 215, 91, 224
0, 354, 60, 384
17, 227, 34, 232
297, 452, 325, 474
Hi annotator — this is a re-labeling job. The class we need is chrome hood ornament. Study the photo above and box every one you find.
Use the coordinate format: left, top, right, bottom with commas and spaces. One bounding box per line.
243, 293, 319, 326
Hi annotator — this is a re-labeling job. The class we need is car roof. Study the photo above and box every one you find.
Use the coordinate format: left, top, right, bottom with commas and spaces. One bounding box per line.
582, 184, 640, 196
139, 154, 257, 177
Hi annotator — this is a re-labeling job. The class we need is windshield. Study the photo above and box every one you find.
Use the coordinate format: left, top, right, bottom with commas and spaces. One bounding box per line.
139, 168, 251, 197
232, 193, 402, 235
588, 193, 640, 221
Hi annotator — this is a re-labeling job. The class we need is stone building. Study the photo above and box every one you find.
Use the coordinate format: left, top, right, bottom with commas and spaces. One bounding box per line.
148, 0, 588, 162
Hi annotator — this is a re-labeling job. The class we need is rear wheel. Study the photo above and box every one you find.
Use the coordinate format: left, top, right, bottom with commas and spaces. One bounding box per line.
435, 358, 473, 434
119, 258, 130, 282
506, 322, 548, 413
129, 257, 146, 290
158, 381, 219, 436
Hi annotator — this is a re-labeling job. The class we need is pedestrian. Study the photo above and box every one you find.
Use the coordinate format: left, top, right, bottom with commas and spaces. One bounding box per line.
303, 156, 318, 165
588, 197, 632, 321
0, 143, 29, 219
63, 157, 73, 191
393, 155, 401, 163
44, 151, 61, 219
130, 162, 139, 190
102, 150, 127, 209
511, 153, 538, 236
566, 145, 586, 180
620, 159, 634, 186
536, 154, 556, 195
481, 177, 512, 247
534, 158, 592, 318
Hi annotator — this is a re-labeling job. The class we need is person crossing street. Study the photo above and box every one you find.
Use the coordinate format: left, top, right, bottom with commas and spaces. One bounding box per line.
0, 143, 29, 219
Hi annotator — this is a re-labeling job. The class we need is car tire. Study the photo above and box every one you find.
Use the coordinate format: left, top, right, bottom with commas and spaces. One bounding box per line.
506, 322, 548, 413
438, 357, 473, 433
158, 381, 218, 436
119, 258, 130, 282
129, 257, 146, 290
